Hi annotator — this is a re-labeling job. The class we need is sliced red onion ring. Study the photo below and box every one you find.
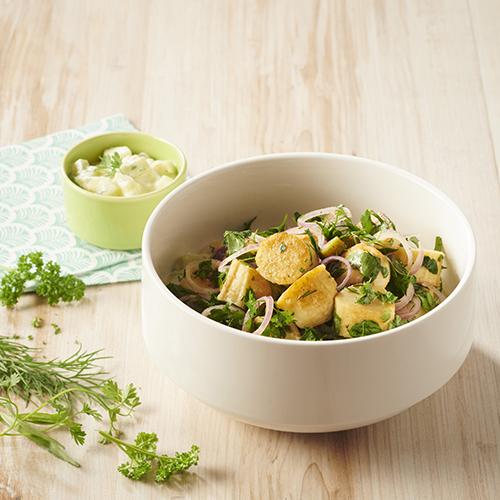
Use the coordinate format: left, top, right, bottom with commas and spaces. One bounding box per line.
218, 244, 259, 272
286, 223, 326, 248
321, 256, 352, 291
212, 245, 227, 261
397, 296, 422, 321
375, 229, 413, 270
395, 282, 415, 311
250, 232, 266, 244
410, 241, 424, 275
423, 283, 446, 304
297, 206, 338, 225
242, 296, 274, 335
185, 260, 221, 295
202, 304, 243, 317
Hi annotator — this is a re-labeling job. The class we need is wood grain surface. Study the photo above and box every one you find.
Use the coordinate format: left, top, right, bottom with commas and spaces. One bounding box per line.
1, 1, 500, 499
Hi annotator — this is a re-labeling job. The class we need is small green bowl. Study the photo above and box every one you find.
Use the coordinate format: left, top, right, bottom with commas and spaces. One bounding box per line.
60, 131, 187, 250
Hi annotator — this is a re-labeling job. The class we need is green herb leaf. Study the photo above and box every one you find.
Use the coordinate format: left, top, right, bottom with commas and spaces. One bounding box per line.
422, 256, 438, 274
346, 251, 388, 283
434, 236, 443, 252
95, 152, 122, 178
348, 320, 383, 337
223, 230, 252, 255
300, 327, 326, 341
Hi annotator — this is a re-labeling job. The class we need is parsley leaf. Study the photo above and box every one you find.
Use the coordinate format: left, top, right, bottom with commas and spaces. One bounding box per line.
422, 256, 438, 274
414, 284, 437, 312
94, 152, 122, 178
348, 320, 383, 337
223, 230, 252, 255
346, 251, 388, 283
300, 327, 326, 341
348, 283, 397, 305
207, 303, 245, 329
434, 236, 443, 252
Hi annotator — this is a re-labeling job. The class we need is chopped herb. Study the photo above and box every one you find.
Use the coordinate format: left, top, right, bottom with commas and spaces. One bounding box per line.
300, 327, 326, 341
348, 283, 397, 305
348, 320, 383, 337
305, 229, 321, 257
347, 251, 388, 283
94, 152, 122, 178
52, 324, 61, 335
279, 243, 287, 253
32, 317, 42, 328
386, 257, 413, 298
297, 289, 317, 300
389, 315, 405, 329
422, 256, 438, 274
414, 284, 437, 312
381, 310, 391, 322
193, 260, 218, 286
207, 303, 245, 329
434, 236, 443, 252
261, 309, 295, 339
223, 229, 252, 255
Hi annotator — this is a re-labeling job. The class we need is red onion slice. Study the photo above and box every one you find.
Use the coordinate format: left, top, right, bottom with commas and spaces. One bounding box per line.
410, 241, 424, 275
243, 296, 274, 335
321, 255, 352, 291
202, 304, 243, 317
297, 206, 338, 225
285, 223, 326, 247
375, 229, 413, 270
218, 244, 259, 272
397, 296, 422, 321
423, 283, 446, 304
395, 282, 415, 311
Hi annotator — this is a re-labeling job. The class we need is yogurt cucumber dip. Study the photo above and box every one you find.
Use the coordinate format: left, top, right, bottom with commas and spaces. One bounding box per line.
70, 146, 178, 196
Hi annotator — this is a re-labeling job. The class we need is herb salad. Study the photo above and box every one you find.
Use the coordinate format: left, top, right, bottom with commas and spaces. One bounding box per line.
167, 205, 446, 341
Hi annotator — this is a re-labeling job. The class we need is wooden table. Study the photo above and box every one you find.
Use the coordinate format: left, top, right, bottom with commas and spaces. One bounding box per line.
1, 1, 499, 498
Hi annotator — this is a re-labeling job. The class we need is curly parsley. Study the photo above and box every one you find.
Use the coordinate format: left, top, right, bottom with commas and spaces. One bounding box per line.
0, 252, 86, 307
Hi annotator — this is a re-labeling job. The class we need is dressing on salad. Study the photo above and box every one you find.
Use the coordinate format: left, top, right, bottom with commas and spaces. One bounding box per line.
71, 146, 178, 196
167, 205, 446, 341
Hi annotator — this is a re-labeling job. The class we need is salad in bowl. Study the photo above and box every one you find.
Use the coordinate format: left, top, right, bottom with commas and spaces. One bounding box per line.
167, 205, 445, 341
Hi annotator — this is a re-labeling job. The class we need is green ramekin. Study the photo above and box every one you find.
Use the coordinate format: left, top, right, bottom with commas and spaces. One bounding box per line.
60, 131, 187, 250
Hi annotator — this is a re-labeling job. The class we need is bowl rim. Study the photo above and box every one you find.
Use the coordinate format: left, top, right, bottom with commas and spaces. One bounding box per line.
60, 131, 187, 202
142, 152, 476, 346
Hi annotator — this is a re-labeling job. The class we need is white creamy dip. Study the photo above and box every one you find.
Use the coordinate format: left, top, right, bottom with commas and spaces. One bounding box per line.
71, 146, 178, 196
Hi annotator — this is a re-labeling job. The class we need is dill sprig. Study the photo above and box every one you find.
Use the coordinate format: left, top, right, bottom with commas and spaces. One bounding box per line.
0, 336, 110, 408
0, 336, 199, 479
0, 336, 140, 466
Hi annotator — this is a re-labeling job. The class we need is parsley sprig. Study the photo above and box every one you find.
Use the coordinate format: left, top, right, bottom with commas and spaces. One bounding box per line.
0, 252, 86, 307
94, 152, 123, 178
98, 430, 200, 482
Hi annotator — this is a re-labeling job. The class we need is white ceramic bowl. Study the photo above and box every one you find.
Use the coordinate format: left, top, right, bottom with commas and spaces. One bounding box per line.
141, 153, 476, 432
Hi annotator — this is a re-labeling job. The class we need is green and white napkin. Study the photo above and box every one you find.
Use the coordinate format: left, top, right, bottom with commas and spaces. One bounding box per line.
0, 114, 143, 286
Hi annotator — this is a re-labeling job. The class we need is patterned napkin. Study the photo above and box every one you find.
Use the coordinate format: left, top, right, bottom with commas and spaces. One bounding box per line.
0, 115, 143, 286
